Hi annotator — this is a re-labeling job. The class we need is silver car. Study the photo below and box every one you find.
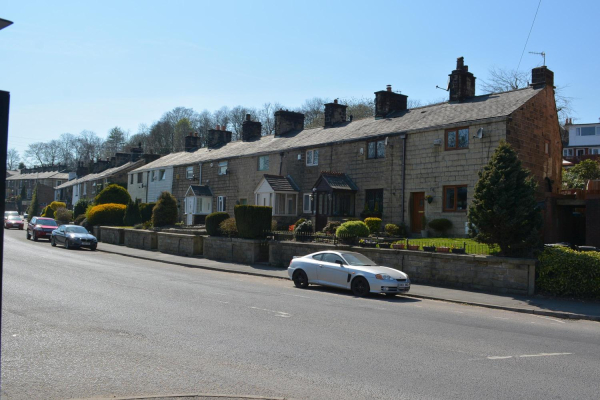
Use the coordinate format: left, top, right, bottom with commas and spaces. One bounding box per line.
288, 251, 410, 297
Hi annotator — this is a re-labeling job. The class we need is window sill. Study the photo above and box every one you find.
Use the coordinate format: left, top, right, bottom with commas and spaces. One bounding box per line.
445, 147, 469, 151
442, 209, 467, 213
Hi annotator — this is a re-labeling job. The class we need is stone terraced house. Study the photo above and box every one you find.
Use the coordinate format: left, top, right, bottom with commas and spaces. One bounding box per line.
128, 58, 563, 238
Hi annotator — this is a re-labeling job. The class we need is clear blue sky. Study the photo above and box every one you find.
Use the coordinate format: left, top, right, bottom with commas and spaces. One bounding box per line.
1, 0, 599, 156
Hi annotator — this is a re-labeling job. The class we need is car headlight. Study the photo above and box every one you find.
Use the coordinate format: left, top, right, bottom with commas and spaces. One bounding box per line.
375, 274, 394, 280
34, 226, 42, 231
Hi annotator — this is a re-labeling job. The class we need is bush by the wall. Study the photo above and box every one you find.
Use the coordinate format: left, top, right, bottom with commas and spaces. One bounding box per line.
385, 223, 400, 236
219, 218, 238, 237
234, 205, 272, 239
322, 220, 341, 235
74, 198, 90, 219
364, 217, 382, 234
206, 212, 230, 236
49, 201, 66, 211
537, 247, 600, 298
74, 214, 86, 225
139, 202, 156, 223
336, 221, 370, 242
151, 191, 178, 227
41, 205, 54, 218
123, 200, 143, 226
95, 184, 132, 205
55, 207, 73, 224
294, 218, 306, 227
428, 218, 453, 235
87, 203, 127, 226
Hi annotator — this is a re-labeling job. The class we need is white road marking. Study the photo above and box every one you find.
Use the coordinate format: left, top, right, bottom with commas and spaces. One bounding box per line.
493, 317, 509, 320
533, 315, 566, 324
249, 306, 291, 318
487, 356, 513, 360
486, 352, 571, 360
279, 293, 312, 299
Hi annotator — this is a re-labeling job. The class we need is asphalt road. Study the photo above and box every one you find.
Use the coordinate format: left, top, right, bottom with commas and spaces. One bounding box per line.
2, 228, 600, 400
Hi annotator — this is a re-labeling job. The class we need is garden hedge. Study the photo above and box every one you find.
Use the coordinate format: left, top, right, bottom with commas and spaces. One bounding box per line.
123, 200, 142, 226
537, 247, 600, 298
95, 184, 132, 205
74, 198, 90, 219
428, 218, 453, 235
139, 202, 156, 223
234, 205, 272, 239
206, 212, 230, 236
151, 192, 178, 227
336, 221, 370, 241
87, 203, 127, 226
219, 217, 238, 237
364, 217, 382, 234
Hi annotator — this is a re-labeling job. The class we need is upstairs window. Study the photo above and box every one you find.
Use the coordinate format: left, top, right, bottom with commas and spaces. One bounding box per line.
159, 169, 166, 180
576, 127, 600, 136
367, 139, 385, 159
306, 149, 319, 166
444, 185, 468, 212
130, 175, 134, 184
217, 196, 226, 212
258, 155, 269, 171
365, 189, 383, 213
186, 166, 194, 179
218, 161, 228, 175
152, 171, 157, 181
138, 172, 143, 183
446, 127, 469, 150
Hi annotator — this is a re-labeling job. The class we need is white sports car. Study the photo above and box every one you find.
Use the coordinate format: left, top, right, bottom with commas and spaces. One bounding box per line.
288, 251, 410, 297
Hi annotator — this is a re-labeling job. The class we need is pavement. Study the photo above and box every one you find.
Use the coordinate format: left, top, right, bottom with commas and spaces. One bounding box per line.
97, 242, 600, 322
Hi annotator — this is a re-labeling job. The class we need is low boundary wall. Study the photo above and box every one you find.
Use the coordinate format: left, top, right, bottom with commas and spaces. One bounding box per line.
100, 227, 124, 245
157, 232, 203, 256
203, 236, 262, 264
124, 229, 158, 250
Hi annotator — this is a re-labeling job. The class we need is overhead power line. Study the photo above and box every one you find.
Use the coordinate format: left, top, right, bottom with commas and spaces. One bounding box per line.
516, 0, 542, 72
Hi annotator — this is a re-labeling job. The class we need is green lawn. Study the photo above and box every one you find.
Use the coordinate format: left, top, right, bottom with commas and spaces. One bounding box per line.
399, 238, 499, 255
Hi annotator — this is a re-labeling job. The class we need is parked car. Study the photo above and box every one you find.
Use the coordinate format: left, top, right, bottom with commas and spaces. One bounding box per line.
51, 225, 97, 250
26, 217, 58, 241
288, 250, 410, 297
4, 211, 19, 220
4, 215, 24, 230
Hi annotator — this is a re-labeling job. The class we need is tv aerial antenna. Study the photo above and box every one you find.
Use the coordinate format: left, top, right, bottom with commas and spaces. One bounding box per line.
529, 51, 546, 66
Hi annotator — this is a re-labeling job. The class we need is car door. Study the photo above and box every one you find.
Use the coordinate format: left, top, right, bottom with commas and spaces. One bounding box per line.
55, 225, 66, 244
28, 217, 36, 235
316, 253, 350, 288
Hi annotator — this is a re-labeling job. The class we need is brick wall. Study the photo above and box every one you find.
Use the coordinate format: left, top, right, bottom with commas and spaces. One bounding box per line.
507, 86, 563, 198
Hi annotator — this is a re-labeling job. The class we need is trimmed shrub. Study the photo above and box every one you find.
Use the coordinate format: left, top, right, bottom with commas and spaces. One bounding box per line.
123, 200, 142, 226
151, 191, 178, 227
294, 218, 306, 227
234, 205, 272, 239
74, 214, 86, 225
41, 205, 54, 218
74, 198, 90, 219
87, 203, 127, 226
206, 212, 230, 236
322, 221, 341, 235
55, 207, 72, 224
219, 218, 238, 237
271, 219, 278, 231
537, 247, 600, 298
49, 201, 66, 211
336, 221, 370, 242
385, 223, 400, 236
294, 220, 313, 241
139, 202, 156, 223
94, 184, 132, 205
428, 218, 453, 235
364, 217, 382, 234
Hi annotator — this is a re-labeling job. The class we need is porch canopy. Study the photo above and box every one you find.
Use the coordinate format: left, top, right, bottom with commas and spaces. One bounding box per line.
184, 185, 213, 215
313, 172, 358, 217
254, 175, 300, 216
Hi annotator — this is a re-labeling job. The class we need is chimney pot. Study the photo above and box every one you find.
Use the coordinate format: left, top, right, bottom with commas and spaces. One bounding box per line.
274, 110, 305, 136
246, 114, 251, 121
386, 85, 392, 92
449, 56, 476, 102
221, 125, 226, 131
216, 124, 220, 130
334, 98, 338, 104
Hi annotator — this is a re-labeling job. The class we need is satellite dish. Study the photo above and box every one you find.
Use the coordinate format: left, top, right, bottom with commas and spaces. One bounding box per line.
446, 76, 451, 91
473, 128, 484, 139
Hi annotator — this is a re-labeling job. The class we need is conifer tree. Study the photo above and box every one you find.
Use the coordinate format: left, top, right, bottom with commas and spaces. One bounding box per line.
123, 200, 142, 226
468, 141, 542, 256
26, 185, 40, 221
151, 191, 178, 227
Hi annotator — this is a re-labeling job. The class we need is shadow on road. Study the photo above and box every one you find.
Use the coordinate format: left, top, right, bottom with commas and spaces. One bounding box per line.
303, 285, 422, 303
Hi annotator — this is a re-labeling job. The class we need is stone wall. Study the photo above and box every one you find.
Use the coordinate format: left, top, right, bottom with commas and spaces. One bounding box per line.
100, 227, 124, 245
124, 229, 158, 250
269, 241, 536, 295
93, 226, 101, 241
203, 236, 263, 264
157, 232, 203, 256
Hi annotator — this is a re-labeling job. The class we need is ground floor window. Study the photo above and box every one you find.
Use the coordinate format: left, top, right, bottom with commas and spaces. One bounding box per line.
365, 189, 383, 213
274, 193, 297, 216
217, 196, 226, 212
303, 193, 314, 213
443, 185, 468, 212
239, 198, 248, 205
333, 192, 354, 216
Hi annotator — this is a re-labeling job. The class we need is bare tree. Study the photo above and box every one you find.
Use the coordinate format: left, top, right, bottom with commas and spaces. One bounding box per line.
229, 106, 257, 140
57, 133, 77, 167
342, 97, 374, 121
258, 102, 283, 136
298, 97, 329, 129
213, 106, 230, 131
75, 130, 104, 161
24, 142, 46, 166
6, 148, 20, 170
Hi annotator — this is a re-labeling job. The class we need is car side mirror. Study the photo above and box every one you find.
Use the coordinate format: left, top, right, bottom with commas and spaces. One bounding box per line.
335, 260, 345, 267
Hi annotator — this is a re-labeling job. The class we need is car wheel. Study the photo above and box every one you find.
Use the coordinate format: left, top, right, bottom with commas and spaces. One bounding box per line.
351, 277, 370, 297
65, 240, 71, 250
90, 244, 97, 251
26, 231, 31, 240
292, 270, 309, 289
33, 234, 38, 242
51, 237, 56, 247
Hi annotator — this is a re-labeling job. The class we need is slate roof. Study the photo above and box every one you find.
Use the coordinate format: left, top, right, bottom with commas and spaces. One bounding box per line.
263, 175, 300, 192
131, 87, 542, 173
7, 170, 69, 181
319, 172, 359, 191
186, 185, 213, 197
54, 160, 143, 189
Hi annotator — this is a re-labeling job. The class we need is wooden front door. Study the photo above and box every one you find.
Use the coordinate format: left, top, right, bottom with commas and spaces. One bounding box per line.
315, 192, 329, 231
411, 192, 425, 233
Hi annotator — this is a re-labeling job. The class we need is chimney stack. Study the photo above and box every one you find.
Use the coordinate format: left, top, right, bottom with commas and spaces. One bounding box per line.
530, 66, 554, 89
449, 57, 476, 102
242, 114, 263, 141
207, 125, 233, 148
185, 131, 201, 152
375, 84, 408, 117
274, 110, 305, 136
323, 99, 347, 127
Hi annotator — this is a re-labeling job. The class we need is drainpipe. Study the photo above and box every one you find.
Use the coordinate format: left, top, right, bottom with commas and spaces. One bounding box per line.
400, 133, 407, 224
279, 152, 285, 175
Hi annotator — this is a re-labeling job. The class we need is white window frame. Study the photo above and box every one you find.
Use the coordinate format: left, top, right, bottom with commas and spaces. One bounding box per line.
152, 170, 157, 181
273, 192, 297, 216
258, 155, 269, 171
56, 180, 62, 186
563, 148, 574, 157
576, 127, 600, 136
591, 148, 600, 155
217, 196, 226, 212
303, 193, 314, 213
186, 166, 194, 179
306, 149, 319, 166
83, 183, 87, 196
159, 169, 166, 180
218, 161, 228, 175
576, 149, 585, 156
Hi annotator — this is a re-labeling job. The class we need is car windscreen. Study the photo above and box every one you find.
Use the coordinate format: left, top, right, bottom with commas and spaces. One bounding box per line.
340, 252, 376, 266
38, 219, 58, 226
8, 216, 22, 220
65, 226, 88, 234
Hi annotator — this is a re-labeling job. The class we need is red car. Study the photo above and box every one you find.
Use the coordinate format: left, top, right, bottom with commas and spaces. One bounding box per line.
26, 217, 58, 241
4, 215, 24, 230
